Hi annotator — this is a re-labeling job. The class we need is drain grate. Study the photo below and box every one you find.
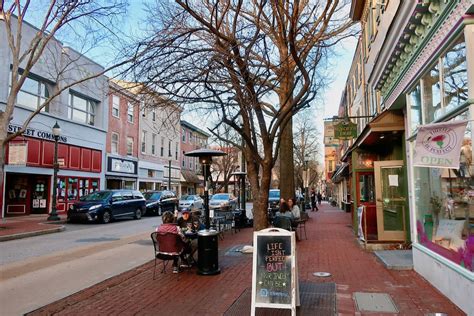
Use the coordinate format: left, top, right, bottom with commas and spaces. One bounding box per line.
353, 292, 398, 313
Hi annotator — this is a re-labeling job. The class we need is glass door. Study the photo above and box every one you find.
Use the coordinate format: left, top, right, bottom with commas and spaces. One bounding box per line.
374, 161, 407, 241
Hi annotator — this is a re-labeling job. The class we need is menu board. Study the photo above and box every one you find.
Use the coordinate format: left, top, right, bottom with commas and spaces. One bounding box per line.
251, 228, 298, 315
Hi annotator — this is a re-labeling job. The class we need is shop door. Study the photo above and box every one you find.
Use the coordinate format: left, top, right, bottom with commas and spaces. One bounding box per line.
31, 176, 49, 214
374, 161, 406, 241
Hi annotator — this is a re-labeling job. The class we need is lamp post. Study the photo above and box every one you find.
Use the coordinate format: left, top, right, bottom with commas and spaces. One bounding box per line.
48, 121, 61, 221
304, 157, 310, 210
231, 171, 247, 227
185, 148, 226, 275
168, 159, 172, 190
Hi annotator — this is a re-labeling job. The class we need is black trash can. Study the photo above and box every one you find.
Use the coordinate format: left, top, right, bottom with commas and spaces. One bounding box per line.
197, 229, 220, 275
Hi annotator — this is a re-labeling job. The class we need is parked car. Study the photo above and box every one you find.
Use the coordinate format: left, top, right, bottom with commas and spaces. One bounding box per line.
143, 190, 178, 216
68, 190, 146, 224
268, 189, 280, 213
209, 193, 238, 211
178, 194, 204, 212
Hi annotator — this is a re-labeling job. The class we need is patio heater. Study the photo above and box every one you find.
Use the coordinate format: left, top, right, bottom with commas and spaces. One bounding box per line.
48, 122, 61, 221
185, 148, 226, 275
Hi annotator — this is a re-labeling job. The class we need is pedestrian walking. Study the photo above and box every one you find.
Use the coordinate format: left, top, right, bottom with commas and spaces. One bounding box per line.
310, 188, 318, 212
317, 191, 322, 206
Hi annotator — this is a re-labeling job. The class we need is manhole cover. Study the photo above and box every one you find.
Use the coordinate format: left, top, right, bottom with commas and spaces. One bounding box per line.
313, 272, 331, 277
353, 292, 398, 313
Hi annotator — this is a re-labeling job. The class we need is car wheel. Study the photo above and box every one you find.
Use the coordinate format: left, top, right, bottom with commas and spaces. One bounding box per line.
134, 208, 142, 220
101, 211, 111, 224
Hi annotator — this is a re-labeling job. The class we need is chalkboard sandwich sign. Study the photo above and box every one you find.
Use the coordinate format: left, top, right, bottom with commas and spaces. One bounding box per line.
251, 228, 299, 316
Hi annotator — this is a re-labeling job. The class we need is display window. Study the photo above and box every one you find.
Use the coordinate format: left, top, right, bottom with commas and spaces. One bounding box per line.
57, 176, 100, 212
411, 111, 473, 272
407, 29, 472, 271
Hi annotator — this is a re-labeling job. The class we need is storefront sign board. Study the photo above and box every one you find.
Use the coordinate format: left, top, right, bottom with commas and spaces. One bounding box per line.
8, 124, 68, 143
413, 121, 468, 169
8, 143, 27, 165
334, 121, 357, 140
251, 228, 299, 316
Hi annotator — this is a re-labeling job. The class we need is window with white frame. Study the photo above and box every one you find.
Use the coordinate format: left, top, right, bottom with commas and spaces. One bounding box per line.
407, 34, 467, 135
182, 128, 186, 142
141, 130, 147, 154
111, 132, 119, 154
68, 93, 96, 126
168, 140, 172, 157
152, 108, 156, 121
12, 73, 50, 111
160, 137, 164, 156
175, 142, 178, 160
127, 102, 134, 123
112, 95, 120, 117
127, 137, 134, 156
152, 133, 157, 155
182, 151, 185, 167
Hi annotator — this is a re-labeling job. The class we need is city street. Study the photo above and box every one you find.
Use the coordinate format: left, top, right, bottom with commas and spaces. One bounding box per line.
0, 216, 162, 315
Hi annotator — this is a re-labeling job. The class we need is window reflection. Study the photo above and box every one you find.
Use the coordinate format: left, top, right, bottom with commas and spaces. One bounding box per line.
422, 64, 441, 123
409, 84, 422, 133
443, 36, 467, 111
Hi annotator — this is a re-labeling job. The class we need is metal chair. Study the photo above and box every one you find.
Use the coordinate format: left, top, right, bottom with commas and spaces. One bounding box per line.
150, 232, 185, 279
296, 212, 309, 240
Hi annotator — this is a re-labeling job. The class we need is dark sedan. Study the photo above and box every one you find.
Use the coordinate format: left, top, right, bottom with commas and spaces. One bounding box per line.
143, 190, 178, 216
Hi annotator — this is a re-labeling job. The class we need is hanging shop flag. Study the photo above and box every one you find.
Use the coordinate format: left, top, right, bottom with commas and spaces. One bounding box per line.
413, 120, 468, 169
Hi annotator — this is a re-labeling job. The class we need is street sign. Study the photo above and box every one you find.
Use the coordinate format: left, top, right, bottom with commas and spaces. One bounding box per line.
334, 121, 357, 140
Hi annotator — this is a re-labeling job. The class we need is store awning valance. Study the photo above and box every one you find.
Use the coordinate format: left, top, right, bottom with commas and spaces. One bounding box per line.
341, 110, 404, 161
331, 162, 349, 183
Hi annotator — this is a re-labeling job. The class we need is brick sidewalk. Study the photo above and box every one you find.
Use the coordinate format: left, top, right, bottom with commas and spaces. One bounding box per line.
0, 215, 64, 241
27, 203, 465, 315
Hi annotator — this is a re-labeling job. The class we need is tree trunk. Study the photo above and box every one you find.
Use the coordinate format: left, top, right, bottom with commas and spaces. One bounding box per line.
279, 67, 295, 201
280, 119, 294, 201
251, 162, 272, 231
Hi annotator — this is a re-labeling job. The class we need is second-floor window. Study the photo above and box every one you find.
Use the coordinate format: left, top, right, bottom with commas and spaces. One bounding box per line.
127, 137, 134, 156
182, 128, 186, 142
168, 140, 172, 157
160, 137, 164, 156
141, 130, 147, 154
182, 151, 185, 167
112, 95, 120, 117
111, 132, 119, 154
13, 73, 50, 111
127, 102, 134, 123
152, 133, 157, 155
152, 108, 156, 121
68, 93, 96, 126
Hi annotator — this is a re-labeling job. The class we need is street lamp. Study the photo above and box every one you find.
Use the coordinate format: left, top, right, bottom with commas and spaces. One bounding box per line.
185, 148, 226, 275
48, 121, 61, 221
304, 157, 310, 210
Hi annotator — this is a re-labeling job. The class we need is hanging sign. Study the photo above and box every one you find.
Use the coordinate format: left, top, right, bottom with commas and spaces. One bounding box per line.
251, 228, 299, 316
413, 120, 468, 169
334, 121, 357, 140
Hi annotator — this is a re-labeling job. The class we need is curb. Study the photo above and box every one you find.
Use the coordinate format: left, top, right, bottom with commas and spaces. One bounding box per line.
0, 225, 66, 242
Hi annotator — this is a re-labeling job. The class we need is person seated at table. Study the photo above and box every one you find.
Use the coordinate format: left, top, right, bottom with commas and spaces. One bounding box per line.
288, 198, 301, 220
156, 211, 192, 273
276, 201, 294, 220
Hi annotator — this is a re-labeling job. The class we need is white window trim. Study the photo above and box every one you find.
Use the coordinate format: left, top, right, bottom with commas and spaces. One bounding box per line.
141, 130, 147, 154
112, 95, 120, 118
111, 132, 119, 154
127, 137, 134, 156
127, 102, 134, 123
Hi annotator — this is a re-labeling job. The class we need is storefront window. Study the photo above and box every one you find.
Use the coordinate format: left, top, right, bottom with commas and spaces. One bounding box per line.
443, 36, 467, 112
68, 178, 78, 200
358, 174, 375, 203
422, 63, 441, 123
409, 84, 422, 134
413, 114, 473, 272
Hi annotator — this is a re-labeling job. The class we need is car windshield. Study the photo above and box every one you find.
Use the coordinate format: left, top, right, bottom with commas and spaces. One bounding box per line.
181, 195, 195, 201
212, 193, 229, 200
269, 190, 280, 198
143, 192, 161, 200
80, 191, 112, 201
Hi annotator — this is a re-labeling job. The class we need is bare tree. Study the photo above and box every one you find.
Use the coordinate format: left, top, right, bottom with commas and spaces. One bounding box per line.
129, 0, 353, 230
293, 112, 321, 193
0, 1, 132, 191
